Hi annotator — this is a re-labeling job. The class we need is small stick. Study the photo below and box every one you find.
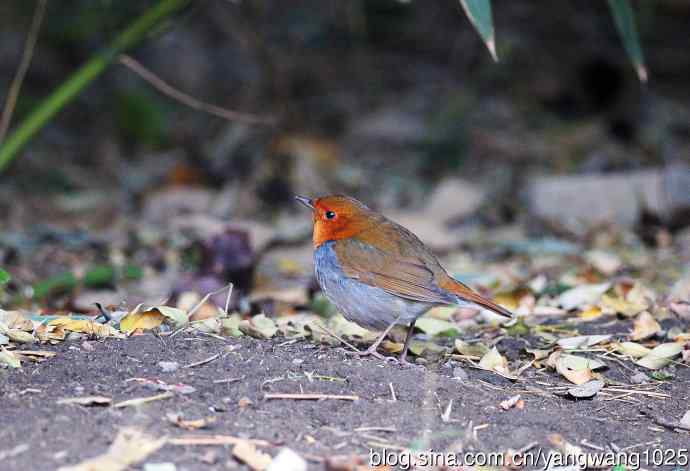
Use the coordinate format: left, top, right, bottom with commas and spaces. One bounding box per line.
639, 409, 690, 432
183, 352, 223, 369
354, 426, 396, 433
388, 382, 397, 402
119, 55, 273, 125
113, 391, 172, 408
187, 283, 234, 319
213, 377, 243, 384
264, 393, 359, 401
314, 324, 360, 353
169, 435, 271, 447
604, 388, 670, 398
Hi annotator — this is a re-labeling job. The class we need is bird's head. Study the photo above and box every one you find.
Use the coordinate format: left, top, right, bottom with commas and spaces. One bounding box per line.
295, 195, 374, 247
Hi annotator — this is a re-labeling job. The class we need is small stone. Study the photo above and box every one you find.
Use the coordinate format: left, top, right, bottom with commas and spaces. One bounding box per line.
453, 367, 469, 382
292, 358, 304, 366
267, 447, 307, 471
158, 361, 179, 373
630, 372, 649, 384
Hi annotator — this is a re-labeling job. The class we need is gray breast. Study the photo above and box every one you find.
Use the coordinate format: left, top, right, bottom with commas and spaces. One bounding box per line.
314, 241, 433, 331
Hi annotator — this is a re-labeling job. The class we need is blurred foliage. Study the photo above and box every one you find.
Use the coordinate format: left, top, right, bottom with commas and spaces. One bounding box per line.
115, 89, 169, 147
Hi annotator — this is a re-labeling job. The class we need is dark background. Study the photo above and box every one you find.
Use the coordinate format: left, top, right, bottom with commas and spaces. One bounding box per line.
1, 1, 688, 215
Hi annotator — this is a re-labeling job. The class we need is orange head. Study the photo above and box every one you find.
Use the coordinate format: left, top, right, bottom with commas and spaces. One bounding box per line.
295, 195, 376, 247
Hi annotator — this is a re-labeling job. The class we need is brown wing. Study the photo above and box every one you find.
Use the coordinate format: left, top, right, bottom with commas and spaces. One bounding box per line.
334, 237, 453, 304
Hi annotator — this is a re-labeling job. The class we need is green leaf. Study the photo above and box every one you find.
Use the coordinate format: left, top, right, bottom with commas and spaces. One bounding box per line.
607, 0, 647, 82
0, 268, 10, 285
459, 0, 497, 61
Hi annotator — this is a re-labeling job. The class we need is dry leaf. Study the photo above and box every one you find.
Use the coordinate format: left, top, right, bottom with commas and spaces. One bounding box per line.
120, 304, 188, 333
614, 342, 651, 358
636, 342, 683, 370
0, 348, 21, 368
233, 440, 272, 471
499, 394, 524, 410
167, 413, 217, 430
557, 335, 612, 349
57, 427, 166, 471
6, 329, 36, 344
631, 311, 661, 340
239, 314, 278, 339
478, 347, 512, 376
558, 283, 610, 310
48, 318, 122, 338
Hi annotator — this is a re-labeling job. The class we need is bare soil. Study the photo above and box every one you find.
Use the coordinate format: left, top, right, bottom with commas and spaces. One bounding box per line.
2, 333, 690, 470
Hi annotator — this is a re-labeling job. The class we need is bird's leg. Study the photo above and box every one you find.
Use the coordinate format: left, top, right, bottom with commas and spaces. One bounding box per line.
398, 319, 417, 366
344, 317, 401, 360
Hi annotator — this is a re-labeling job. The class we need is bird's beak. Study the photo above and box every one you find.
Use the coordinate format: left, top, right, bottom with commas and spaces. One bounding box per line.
295, 195, 314, 210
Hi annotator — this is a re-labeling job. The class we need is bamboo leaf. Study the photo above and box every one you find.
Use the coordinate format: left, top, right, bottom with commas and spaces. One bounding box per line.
607, 0, 647, 82
459, 0, 497, 62
0, 0, 191, 173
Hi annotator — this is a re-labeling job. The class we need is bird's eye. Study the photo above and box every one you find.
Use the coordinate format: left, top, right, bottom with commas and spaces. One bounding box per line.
325, 211, 336, 220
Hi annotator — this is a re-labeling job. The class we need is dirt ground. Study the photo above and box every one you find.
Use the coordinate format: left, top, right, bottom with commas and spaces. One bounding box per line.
2, 333, 689, 471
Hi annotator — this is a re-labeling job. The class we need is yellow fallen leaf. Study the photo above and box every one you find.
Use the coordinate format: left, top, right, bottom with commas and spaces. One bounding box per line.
233, 440, 272, 471
119, 307, 164, 333
57, 427, 166, 471
578, 306, 603, 321
48, 318, 122, 338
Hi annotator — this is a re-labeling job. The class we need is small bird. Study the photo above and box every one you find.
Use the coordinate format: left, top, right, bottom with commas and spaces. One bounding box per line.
296, 194, 512, 364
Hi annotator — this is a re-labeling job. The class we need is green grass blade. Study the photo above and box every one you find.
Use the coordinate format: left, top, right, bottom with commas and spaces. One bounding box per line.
459, 0, 497, 61
607, 0, 647, 82
0, 0, 191, 174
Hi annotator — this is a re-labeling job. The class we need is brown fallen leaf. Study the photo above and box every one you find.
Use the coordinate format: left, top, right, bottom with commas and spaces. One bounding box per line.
167, 413, 217, 431
499, 394, 524, 411
57, 427, 166, 471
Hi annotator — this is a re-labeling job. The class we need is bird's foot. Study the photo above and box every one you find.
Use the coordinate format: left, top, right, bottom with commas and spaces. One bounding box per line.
341, 345, 386, 360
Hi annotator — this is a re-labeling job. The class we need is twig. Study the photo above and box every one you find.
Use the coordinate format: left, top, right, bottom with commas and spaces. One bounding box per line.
119, 55, 273, 125
169, 435, 271, 447
0, 0, 47, 145
604, 388, 670, 398
183, 352, 223, 368
639, 409, 690, 432
314, 324, 360, 353
113, 391, 173, 408
388, 382, 397, 402
264, 393, 359, 401
353, 426, 396, 433
187, 282, 233, 319
213, 376, 243, 384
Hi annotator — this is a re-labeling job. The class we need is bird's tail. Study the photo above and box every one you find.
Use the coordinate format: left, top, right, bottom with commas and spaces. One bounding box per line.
446, 278, 513, 318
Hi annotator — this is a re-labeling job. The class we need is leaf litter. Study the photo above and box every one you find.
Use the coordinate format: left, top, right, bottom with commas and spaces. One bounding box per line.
1, 200, 690, 470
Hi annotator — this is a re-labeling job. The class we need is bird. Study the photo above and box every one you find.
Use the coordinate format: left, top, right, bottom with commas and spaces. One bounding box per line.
296, 194, 513, 365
